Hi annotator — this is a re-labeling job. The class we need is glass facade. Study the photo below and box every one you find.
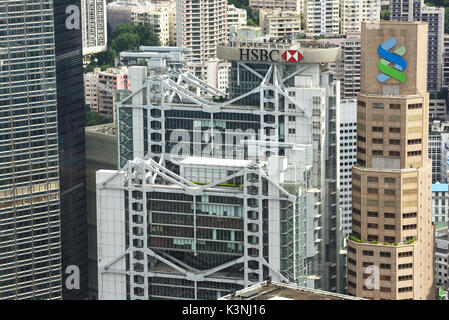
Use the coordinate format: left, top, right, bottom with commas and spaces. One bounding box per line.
53, 0, 88, 300
0, 0, 62, 299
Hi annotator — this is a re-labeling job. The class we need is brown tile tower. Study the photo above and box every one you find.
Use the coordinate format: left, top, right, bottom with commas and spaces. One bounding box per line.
347, 21, 435, 300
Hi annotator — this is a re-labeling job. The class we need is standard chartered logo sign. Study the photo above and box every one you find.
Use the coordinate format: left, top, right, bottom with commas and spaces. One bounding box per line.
377, 37, 407, 83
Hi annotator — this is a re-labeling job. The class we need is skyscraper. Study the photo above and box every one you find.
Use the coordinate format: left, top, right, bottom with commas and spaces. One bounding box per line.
341, 0, 381, 34
0, 0, 62, 300
304, 0, 340, 35
53, 0, 88, 300
176, 0, 228, 79
347, 21, 434, 300
81, 0, 107, 55
390, 0, 445, 92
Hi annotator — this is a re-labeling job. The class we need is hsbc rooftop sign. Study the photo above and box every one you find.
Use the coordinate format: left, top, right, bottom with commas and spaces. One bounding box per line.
239, 48, 304, 63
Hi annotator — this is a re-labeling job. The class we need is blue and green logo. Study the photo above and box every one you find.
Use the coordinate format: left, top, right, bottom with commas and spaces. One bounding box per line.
377, 37, 407, 83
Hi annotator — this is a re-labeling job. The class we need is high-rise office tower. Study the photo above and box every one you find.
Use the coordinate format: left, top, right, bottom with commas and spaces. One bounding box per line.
176, 0, 228, 79
97, 40, 344, 298
341, 0, 381, 34
0, 1, 62, 299
81, 0, 107, 55
390, 0, 444, 93
347, 22, 434, 300
304, 0, 340, 35
53, 1, 88, 300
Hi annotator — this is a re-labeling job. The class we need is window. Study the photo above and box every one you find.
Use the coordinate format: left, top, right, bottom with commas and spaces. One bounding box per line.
363, 261, 374, 267
384, 189, 396, 195
403, 224, 417, 230
398, 286, 413, 293
408, 138, 422, 145
389, 151, 400, 157
403, 212, 417, 219
373, 127, 383, 132
385, 178, 396, 184
348, 258, 356, 265
358, 147, 366, 154
373, 103, 384, 109
358, 135, 366, 142
353, 208, 361, 215
353, 174, 361, 181
390, 104, 401, 109
288, 116, 295, 122
368, 211, 379, 217
348, 269, 357, 277
358, 101, 366, 107
380, 275, 391, 281
380, 263, 391, 269
363, 250, 374, 256
380, 252, 391, 258
372, 138, 383, 144
384, 212, 395, 218
368, 188, 378, 194
398, 275, 413, 281
407, 150, 421, 157
368, 223, 378, 229
384, 224, 395, 230
398, 263, 413, 269
380, 287, 392, 293
348, 281, 356, 288
398, 251, 413, 258
368, 235, 378, 241
367, 177, 378, 183
389, 127, 400, 133
372, 150, 383, 155
389, 139, 400, 145
408, 103, 422, 109
384, 236, 395, 242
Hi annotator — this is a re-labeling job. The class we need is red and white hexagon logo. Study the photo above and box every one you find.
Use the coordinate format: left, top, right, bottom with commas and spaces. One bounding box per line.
281, 50, 303, 63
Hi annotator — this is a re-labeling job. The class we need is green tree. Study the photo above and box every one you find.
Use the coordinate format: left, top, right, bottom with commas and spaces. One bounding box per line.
380, 9, 390, 21
111, 32, 140, 53
113, 23, 137, 38
135, 23, 161, 46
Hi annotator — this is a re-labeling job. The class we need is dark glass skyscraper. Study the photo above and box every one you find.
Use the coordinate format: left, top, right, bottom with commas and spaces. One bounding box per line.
53, 0, 88, 300
0, 0, 62, 299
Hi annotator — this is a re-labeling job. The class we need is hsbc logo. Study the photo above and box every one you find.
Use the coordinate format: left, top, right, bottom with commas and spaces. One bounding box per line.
239, 48, 303, 63
282, 50, 303, 63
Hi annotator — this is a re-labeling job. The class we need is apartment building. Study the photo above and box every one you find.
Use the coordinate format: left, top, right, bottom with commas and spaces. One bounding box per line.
429, 99, 447, 119
176, 0, 228, 79
347, 22, 434, 300
390, 0, 445, 93
206, 58, 231, 94
82, 0, 107, 55
228, 4, 247, 27
304, 0, 340, 35
341, 0, 381, 34
261, 10, 301, 39
249, 0, 301, 12
131, 3, 171, 46
339, 100, 358, 238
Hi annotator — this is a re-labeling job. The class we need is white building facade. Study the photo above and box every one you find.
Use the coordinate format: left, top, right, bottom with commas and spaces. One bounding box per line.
339, 100, 357, 238
110, 41, 344, 295
82, 0, 108, 55
340, 0, 381, 34
304, 0, 340, 35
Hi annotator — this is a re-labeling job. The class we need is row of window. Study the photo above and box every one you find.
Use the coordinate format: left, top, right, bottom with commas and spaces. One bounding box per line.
357, 101, 422, 110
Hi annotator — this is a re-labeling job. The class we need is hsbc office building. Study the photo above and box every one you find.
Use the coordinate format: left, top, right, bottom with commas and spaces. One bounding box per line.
216, 40, 347, 293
